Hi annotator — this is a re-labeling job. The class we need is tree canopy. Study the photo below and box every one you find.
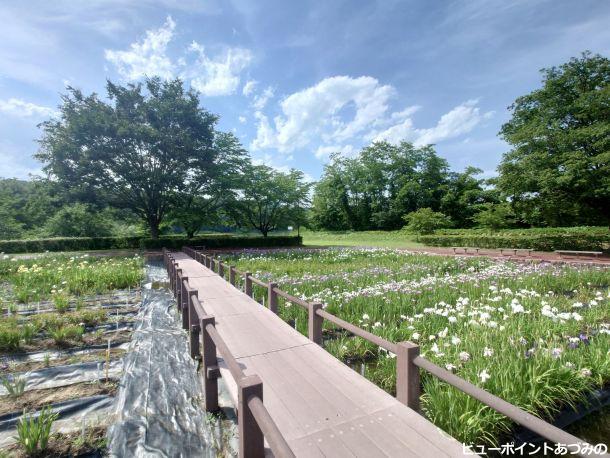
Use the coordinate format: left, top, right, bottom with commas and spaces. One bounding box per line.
36, 78, 221, 238
497, 51, 610, 226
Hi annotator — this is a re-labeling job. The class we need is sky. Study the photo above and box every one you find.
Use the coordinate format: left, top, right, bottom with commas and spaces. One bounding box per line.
1, 0, 609, 182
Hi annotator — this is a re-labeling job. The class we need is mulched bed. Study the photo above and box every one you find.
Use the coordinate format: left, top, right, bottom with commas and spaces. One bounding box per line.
2, 425, 108, 457
0, 380, 117, 416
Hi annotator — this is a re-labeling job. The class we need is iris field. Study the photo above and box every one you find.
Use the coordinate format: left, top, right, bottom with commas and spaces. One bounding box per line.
225, 248, 610, 446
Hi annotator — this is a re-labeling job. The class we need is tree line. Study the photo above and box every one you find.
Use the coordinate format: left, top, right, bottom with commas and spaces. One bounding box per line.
312, 52, 609, 231
0, 52, 608, 241
0, 78, 310, 240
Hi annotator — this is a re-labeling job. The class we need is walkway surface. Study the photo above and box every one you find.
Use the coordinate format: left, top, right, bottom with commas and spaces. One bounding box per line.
171, 251, 470, 457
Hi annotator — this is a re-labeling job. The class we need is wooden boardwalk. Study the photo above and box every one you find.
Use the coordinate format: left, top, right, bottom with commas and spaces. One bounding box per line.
170, 251, 469, 457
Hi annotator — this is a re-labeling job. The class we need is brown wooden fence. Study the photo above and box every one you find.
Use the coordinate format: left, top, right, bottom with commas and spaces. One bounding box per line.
170, 247, 601, 458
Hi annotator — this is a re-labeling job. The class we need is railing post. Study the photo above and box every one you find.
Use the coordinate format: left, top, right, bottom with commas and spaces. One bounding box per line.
268, 282, 278, 314
238, 375, 264, 458
229, 266, 236, 285
210, 257, 216, 272
308, 302, 323, 345
181, 278, 190, 330
245, 272, 252, 297
189, 291, 200, 359
176, 269, 183, 303
396, 341, 420, 411
218, 261, 224, 278
205, 255, 211, 269
200, 316, 219, 412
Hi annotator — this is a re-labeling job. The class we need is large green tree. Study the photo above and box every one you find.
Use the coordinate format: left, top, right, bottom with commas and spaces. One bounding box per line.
232, 165, 310, 237
498, 52, 610, 226
36, 78, 220, 238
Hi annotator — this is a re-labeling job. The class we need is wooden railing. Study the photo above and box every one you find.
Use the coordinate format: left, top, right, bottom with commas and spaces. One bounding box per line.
163, 248, 295, 458
184, 247, 601, 458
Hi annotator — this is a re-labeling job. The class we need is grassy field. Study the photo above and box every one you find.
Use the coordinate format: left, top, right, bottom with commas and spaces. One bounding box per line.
301, 229, 422, 248
223, 247, 610, 446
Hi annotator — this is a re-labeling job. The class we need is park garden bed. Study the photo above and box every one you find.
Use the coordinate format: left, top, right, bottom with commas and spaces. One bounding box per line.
0, 253, 144, 456
223, 247, 610, 447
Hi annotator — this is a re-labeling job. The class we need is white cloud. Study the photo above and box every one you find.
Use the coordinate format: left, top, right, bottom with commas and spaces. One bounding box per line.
242, 80, 258, 96
251, 76, 394, 153
372, 100, 494, 146
0, 98, 57, 119
187, 42, 253, 96
252, 86, 274, 110
104, 15, 176, 80
104, 16, 252, 97
238, 115, 247, 124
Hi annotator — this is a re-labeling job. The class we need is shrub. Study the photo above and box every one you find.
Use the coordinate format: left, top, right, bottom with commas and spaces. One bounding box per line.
0, 235, 302, 254
403, 208, 452, 235
43, 203, 113, 238
473, 203, 516, 230
16, 406, 58, 455
417, 230, 610, 252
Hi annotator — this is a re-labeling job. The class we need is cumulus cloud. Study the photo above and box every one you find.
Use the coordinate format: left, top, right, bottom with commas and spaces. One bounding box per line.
242, 80, 258, 96
187, 42, 253, 96
104, 16, 176, 80
104, 16, 252, 96
251, 76, 394, 153
251, 86, 274, 110
238, 115, 247, 124
0, 98, 57, 118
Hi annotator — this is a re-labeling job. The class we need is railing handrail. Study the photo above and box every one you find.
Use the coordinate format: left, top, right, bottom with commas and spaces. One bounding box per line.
164, 248, 295, 458
188, 247, 597, 456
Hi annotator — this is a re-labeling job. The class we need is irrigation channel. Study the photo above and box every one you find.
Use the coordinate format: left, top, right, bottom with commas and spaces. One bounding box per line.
1, 257, 236, 456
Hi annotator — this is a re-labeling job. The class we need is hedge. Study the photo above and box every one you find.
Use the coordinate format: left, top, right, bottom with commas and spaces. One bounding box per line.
417, 233, 610, 252
0, 235, 302, 254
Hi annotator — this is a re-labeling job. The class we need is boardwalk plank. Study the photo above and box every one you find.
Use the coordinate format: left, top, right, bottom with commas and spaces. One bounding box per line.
171, 251, 477, 457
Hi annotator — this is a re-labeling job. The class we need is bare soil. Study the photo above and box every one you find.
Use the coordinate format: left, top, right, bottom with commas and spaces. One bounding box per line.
1, 348, 126, 374
0, 380, 117, 416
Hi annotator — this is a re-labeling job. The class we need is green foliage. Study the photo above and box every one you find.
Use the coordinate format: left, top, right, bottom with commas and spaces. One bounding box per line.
472, 203, 516, 230
16, 406, 58, 455
0, 235, 302, 254
230, 165, 311, 237
36, 78, 222, 238
43, 203, 113, 238
418, 227, 610, 251
498, 52, 610, 226
311, 144, 493, 231
1, 375, 26, 397
403, 208, 452, 234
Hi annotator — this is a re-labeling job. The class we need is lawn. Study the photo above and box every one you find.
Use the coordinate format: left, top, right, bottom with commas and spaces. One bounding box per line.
222, 247, 610, 446
301, 229, 422, 248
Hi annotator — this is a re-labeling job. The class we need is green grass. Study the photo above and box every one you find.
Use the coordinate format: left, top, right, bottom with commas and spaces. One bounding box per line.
222, 247, 610, 446
301, 229, 422, 248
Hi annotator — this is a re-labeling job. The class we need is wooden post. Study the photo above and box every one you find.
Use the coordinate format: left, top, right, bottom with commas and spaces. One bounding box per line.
229, 266, 236, 285
176, 269, 183, 304
210, 257, 216, 272
200, 316, 219, 412
396, 341, 420, 411
245, 272, 253, 297
268, 282, 278, 314
308, 302, 323, 345
218, 261, 224, 278
189, 290, 200, 359
206, 255, 211, 269
238, 375, 264, 458
181, 278, 190, 330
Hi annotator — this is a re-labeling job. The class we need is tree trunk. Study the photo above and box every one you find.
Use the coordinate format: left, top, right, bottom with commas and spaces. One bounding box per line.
261, 228, 268, 237
149, 219, 160, 239
186, 230, 195, 239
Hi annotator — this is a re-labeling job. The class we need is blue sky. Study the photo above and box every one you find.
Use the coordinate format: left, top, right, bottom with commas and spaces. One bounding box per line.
1, 0, 609, 181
